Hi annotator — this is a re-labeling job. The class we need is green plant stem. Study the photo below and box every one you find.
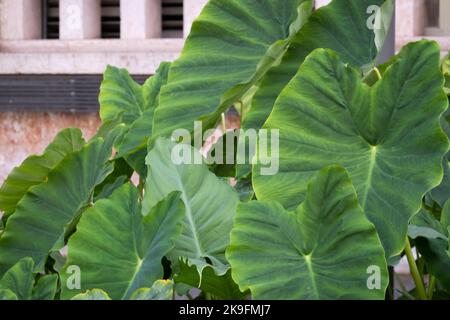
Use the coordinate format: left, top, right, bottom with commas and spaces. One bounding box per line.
404, 238, 428, 300
428, 275, 436, 300
205, 292, 213, 300
138, 177, 145, 201
373, 67, 382, 80
221, 113, 227, 133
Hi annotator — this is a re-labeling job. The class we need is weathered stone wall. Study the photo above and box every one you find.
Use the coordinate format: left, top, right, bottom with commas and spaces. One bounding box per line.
0, 112, 100, 182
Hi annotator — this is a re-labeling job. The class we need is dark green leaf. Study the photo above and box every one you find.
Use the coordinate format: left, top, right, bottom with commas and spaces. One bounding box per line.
253, 41, 449, 259
227, 166, 388, 299
144, 138, 239, 276
0, 136, 117, 275
61, 185, 184, 300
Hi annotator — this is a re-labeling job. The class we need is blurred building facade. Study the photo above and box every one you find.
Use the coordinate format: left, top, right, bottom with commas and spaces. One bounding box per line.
0, 0, 448, 182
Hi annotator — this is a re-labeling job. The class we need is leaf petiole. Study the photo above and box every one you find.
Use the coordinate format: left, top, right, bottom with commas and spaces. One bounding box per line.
404, 238, 428, 300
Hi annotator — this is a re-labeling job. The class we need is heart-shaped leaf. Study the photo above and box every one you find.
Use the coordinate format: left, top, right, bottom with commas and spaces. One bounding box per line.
412, 201, 450, 291
0, 134, 118, 275
32, 274, 58, 300
0, 128, 85, 216
253, 41, 449, 259
61, 184, 184, 300
117, 62, 171, 158
227, 166, 388, 299
0, 257, 34, 300
152, 0, 314, 139
144, 138, 239, 276
99, 63, 171, 176
71, 289, 111, 300
130, 280, 174, 300
0, 289, 17, 300
99, 66, 145, 124
174, 259, 247, 300
243, 0, 393, 131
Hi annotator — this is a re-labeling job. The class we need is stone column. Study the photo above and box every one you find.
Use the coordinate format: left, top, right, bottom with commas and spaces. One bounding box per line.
183, 0, 208, 38
60, 0, 101, 40
396, 0, 426, 37
120, 0, 162, 39
440, 0, 450, 35
0, 0, 42, 40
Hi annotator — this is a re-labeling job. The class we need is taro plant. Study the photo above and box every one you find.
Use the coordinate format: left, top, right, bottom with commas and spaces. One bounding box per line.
0, 0, 449, 300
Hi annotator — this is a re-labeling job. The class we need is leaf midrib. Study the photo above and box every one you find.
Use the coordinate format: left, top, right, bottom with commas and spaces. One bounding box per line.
361, 145, 378, 209
174, 168, 204, 259
304, 254, 319, 299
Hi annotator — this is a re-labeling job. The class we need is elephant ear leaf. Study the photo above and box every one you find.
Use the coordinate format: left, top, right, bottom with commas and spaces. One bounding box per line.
61, 184, 184, 300
130, 280, 174, 300
144, 138, 239, 276
99, 66, 145, 124
71, 289, 111, 300
152, 0, 314, 139
0, 135, 118, 275
174, 259, 247, 300
243, 0, 394, 130
430, 160, 450, 207
227, 166, 388, 300
98, 63, 170, 176
412, 202, 450, 292
0, 289, 17, 300
0, 128, 85, 216
116, 62, 171, 157
253, 41, 449, 260
32, 274, 59, 300
0, 257, 34, 300
443, 51, 449, 95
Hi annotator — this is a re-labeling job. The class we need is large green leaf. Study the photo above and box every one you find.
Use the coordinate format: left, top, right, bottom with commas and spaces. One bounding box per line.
130, 280, 174, 300
0, 135, 117, 275
409, 208, 447, 241
412, 202, 450, 291
99, 66, 145, 124
152, 0, 314, 140
443, 52, 449, 95
416, 238, 450, 292
93, 158, 133, 202
174, 260, 247, 300
71, 289, 111, 300
253, 41, 449, 259
99, 63, 170, 176
0, 257, 34, 300
243, 0, 394, 130
0, 128, 85, 216
32, 274, 58, 300
69, 281, 174, 301
117, 62, 171, 158
430, 160, 450, 207
0, 289, 17, 300
227, 166, 388, 300
144, 138, 239, 275
61, 184, 184, 300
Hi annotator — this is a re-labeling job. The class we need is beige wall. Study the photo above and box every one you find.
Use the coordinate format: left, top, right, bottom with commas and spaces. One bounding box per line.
0, 112, 100, 182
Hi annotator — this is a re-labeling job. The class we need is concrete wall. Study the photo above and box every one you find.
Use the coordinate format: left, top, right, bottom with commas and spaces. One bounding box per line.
0, 112, 100, 182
